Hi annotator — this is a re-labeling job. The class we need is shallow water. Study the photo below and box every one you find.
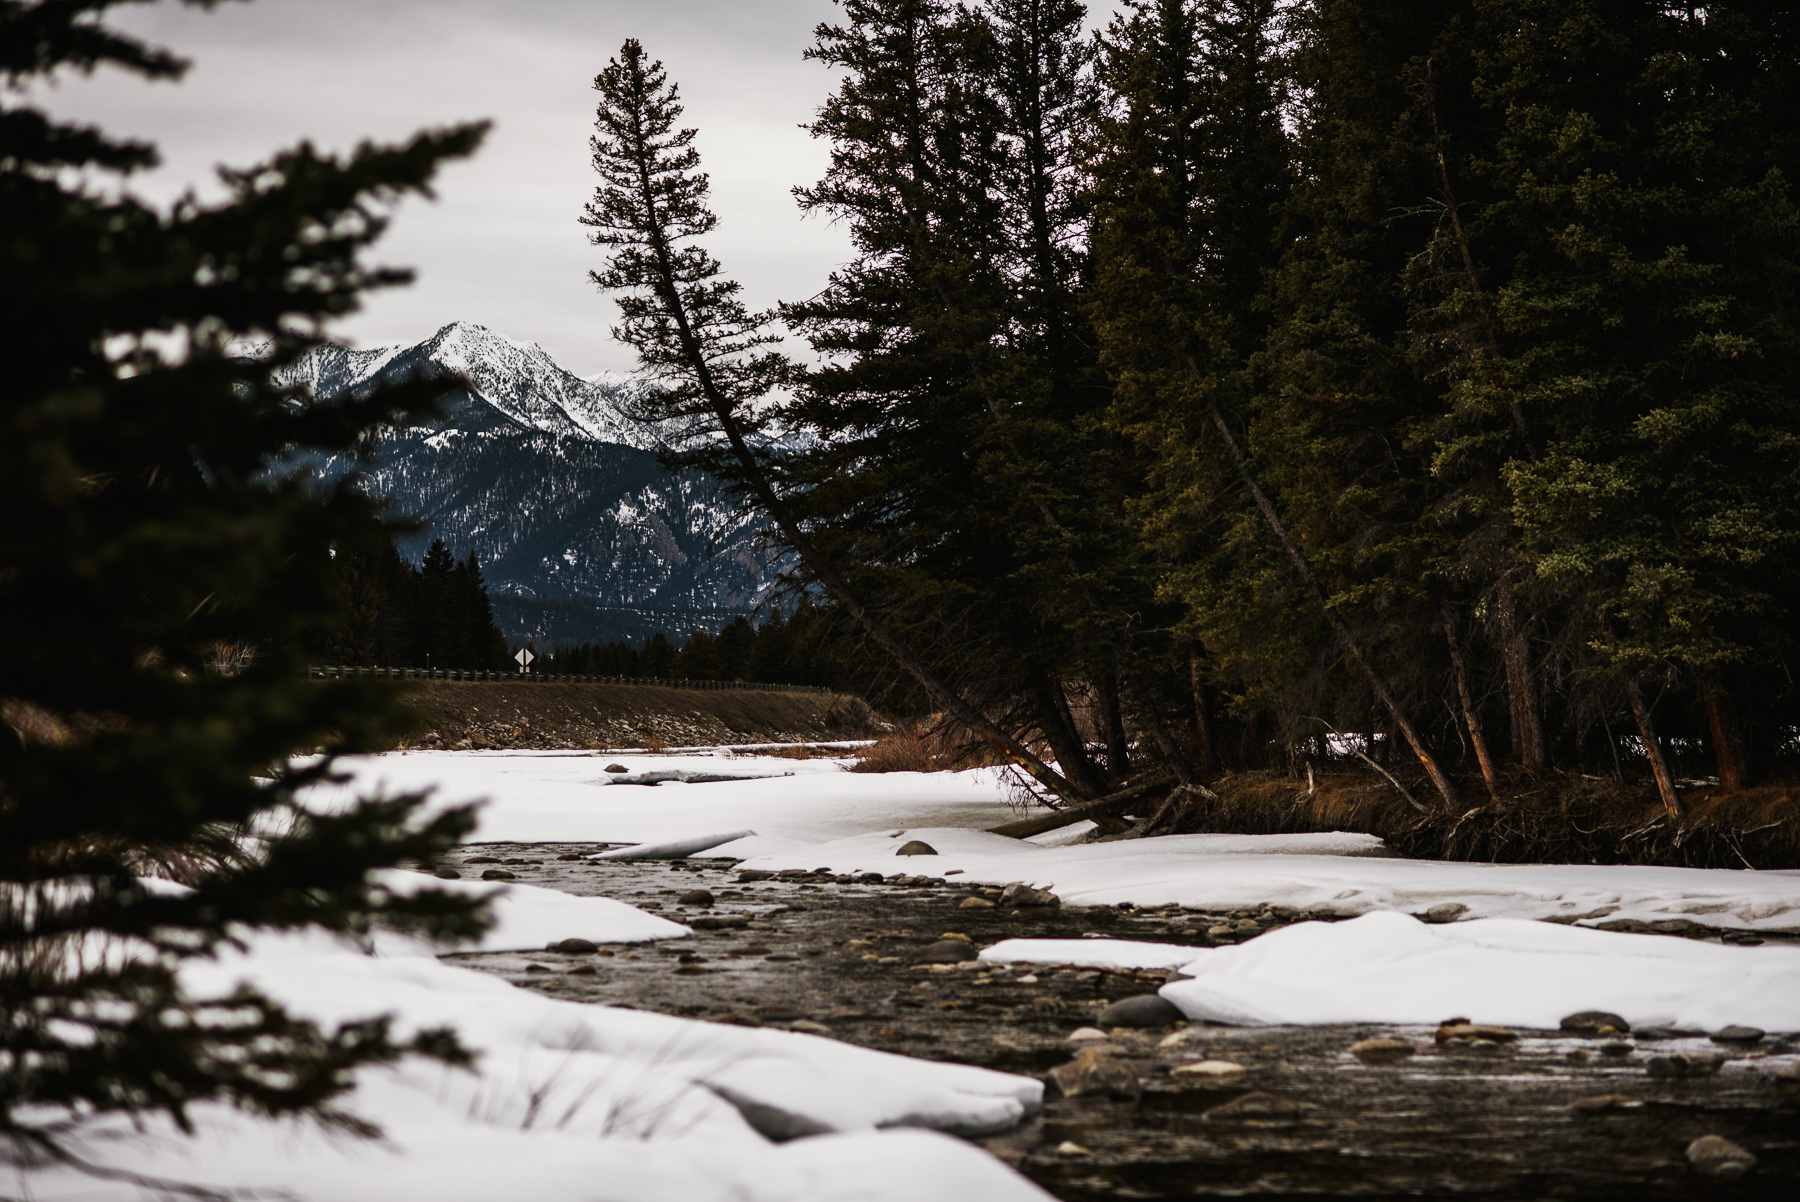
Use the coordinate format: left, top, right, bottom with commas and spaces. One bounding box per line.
443, 844, 1800, 1199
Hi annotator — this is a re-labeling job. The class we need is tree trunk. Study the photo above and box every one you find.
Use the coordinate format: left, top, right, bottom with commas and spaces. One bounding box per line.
1189, 366, 1458, 810
1698, 667, 1751, 793
1441, 598, 1499, 799
1030, 672, 1109, 799
1096, 671, 1133, 779
1622, 672, 1683, 821
1494, 574, 1545, 773
1187, 650, 1222, 776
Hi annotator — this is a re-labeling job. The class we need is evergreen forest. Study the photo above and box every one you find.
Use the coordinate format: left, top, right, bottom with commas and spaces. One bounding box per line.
584, 0, 1800, 823
314, 532, 514, 671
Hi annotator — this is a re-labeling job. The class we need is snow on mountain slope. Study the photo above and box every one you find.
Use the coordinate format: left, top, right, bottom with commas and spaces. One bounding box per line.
285, 324, 776, 646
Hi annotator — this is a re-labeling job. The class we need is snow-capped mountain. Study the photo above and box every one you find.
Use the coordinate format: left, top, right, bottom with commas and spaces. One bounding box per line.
288, 322, 776, 647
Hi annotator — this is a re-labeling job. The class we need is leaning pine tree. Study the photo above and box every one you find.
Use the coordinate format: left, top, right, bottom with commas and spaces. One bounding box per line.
581, 37, 1097, 805
1, 0, 492, 1177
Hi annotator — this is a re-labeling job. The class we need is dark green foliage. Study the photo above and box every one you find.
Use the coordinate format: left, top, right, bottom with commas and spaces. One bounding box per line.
314, 533, 513, 670
1, 0, 492, 1163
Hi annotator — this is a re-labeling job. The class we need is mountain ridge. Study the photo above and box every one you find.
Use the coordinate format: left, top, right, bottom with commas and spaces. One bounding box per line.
288, 322, 773, 647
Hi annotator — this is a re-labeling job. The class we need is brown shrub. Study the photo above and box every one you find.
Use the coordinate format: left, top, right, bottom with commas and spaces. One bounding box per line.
1192, 768, 1800, 869
849, 720, 1012, 774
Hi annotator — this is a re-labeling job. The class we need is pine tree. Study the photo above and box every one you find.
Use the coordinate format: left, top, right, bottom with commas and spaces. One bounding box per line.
583, 34, 1092, 801
1, 0, 491, 1168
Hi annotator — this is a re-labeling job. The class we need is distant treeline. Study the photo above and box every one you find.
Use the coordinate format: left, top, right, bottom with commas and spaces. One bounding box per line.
539, 601, 861, 687
313, 530, 513, 672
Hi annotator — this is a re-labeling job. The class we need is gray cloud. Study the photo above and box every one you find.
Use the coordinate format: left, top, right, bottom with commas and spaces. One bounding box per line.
41, 0, 854, 375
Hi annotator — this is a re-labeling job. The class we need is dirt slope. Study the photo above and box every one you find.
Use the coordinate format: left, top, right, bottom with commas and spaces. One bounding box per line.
403, 682, 877, 751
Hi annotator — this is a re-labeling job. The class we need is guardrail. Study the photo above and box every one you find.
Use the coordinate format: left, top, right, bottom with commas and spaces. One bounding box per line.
306, 665, 835, 695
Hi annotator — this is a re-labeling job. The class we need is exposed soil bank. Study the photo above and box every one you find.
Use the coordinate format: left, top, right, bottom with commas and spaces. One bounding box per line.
445, 847, 1800, 1201
402, 682, 878, 751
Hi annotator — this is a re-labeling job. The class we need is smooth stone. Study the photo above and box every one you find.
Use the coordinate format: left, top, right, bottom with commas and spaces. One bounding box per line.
736, 869, 776, 882
938, 931, 972, 943
1171, 1060, 1246, 1082
523, 963, 552, 973
678, 889, 715, 906
433, 868, 462, 880
1097, 994, 1186, 1029
567, 964, 599, 976
1424, 902, 1469, 923
1710, 1025, 1765, 1044
604, 763, 629, 772
479, 868, 517, 881
895, 840, 938, 856
789, 1019, 832, 1035
1561, 1010, 1632, 1036
555, 852, 585, 861
1686, 1134, 1757, 1179
465, 855, 502, 864
999, 881, 1060, 907
1350, 1037, 1416, 1063
1632, 1026, 1696, 1041
1066, 1027, 1111, 1042
1646, 1053, 1723, 1078
958, 896, 996, 910
553, 938, 598, 954
1435, 1023, 1516, 1044
1599, 1041, 1633, 1057
912, 939, 979, 964
1054, 1141, 1091, 1157
1049, 1050, 1141, 1099
1203, 1091, 1297, 1120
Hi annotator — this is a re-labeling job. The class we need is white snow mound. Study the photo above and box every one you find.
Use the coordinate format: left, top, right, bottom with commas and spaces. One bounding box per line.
1156, 911, 1800, 1029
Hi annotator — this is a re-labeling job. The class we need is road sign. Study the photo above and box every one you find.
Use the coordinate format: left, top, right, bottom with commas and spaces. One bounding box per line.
514, 648, 534, 673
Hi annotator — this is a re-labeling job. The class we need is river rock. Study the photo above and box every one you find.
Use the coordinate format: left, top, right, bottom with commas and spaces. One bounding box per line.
1710, 1025, 1765, 1044
1424, 902, 1469, 923
1050, 1050, 1141, 1099
999, 881, 1060, 907
479, 868, 516, 881
690, 915, 751, 930
434, 868, 461, 880
1170, 1060, 1246, 1082
1561, 1010, 1631, 1036
958, 895, 996, 910
1646, 1053, 1722, 1079
1350, 1037, 1415, 1063
895, 840, 937, 856
1686, 1135, 1757, 1179
1571, 1094, 1641, 1112
1098, 994, 1186, 1029
913, 939, 978, 964
1203, 1091, 1298, 1120
553, 938, 598, 954
566, 963, 598, 976
1435, 1023, 1516, 1044
604, 764, 629, 772
736, 869, 775, 882
678, 889, 715, 906
1066, 1027, 1111, 1043
1054, 1141, 1092, 1157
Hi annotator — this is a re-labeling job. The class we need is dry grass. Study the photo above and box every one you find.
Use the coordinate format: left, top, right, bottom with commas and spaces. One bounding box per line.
1190, 767, 1800, 869
848, 720, 1014, 774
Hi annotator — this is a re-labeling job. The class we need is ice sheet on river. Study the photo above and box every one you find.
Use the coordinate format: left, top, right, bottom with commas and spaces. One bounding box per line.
986, 913, 1800, 1030
8, 872, 1049, 1202
318, 753, 1800, 931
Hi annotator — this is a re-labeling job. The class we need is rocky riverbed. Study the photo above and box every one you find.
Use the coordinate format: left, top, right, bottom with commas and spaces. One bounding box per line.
439, 845, 1800, 1199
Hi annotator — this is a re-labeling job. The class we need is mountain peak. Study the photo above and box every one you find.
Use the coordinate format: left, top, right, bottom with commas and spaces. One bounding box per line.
288, 323, 664, 450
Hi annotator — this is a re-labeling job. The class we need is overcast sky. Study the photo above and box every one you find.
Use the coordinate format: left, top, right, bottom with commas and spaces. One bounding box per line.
39, 0, 864, 377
